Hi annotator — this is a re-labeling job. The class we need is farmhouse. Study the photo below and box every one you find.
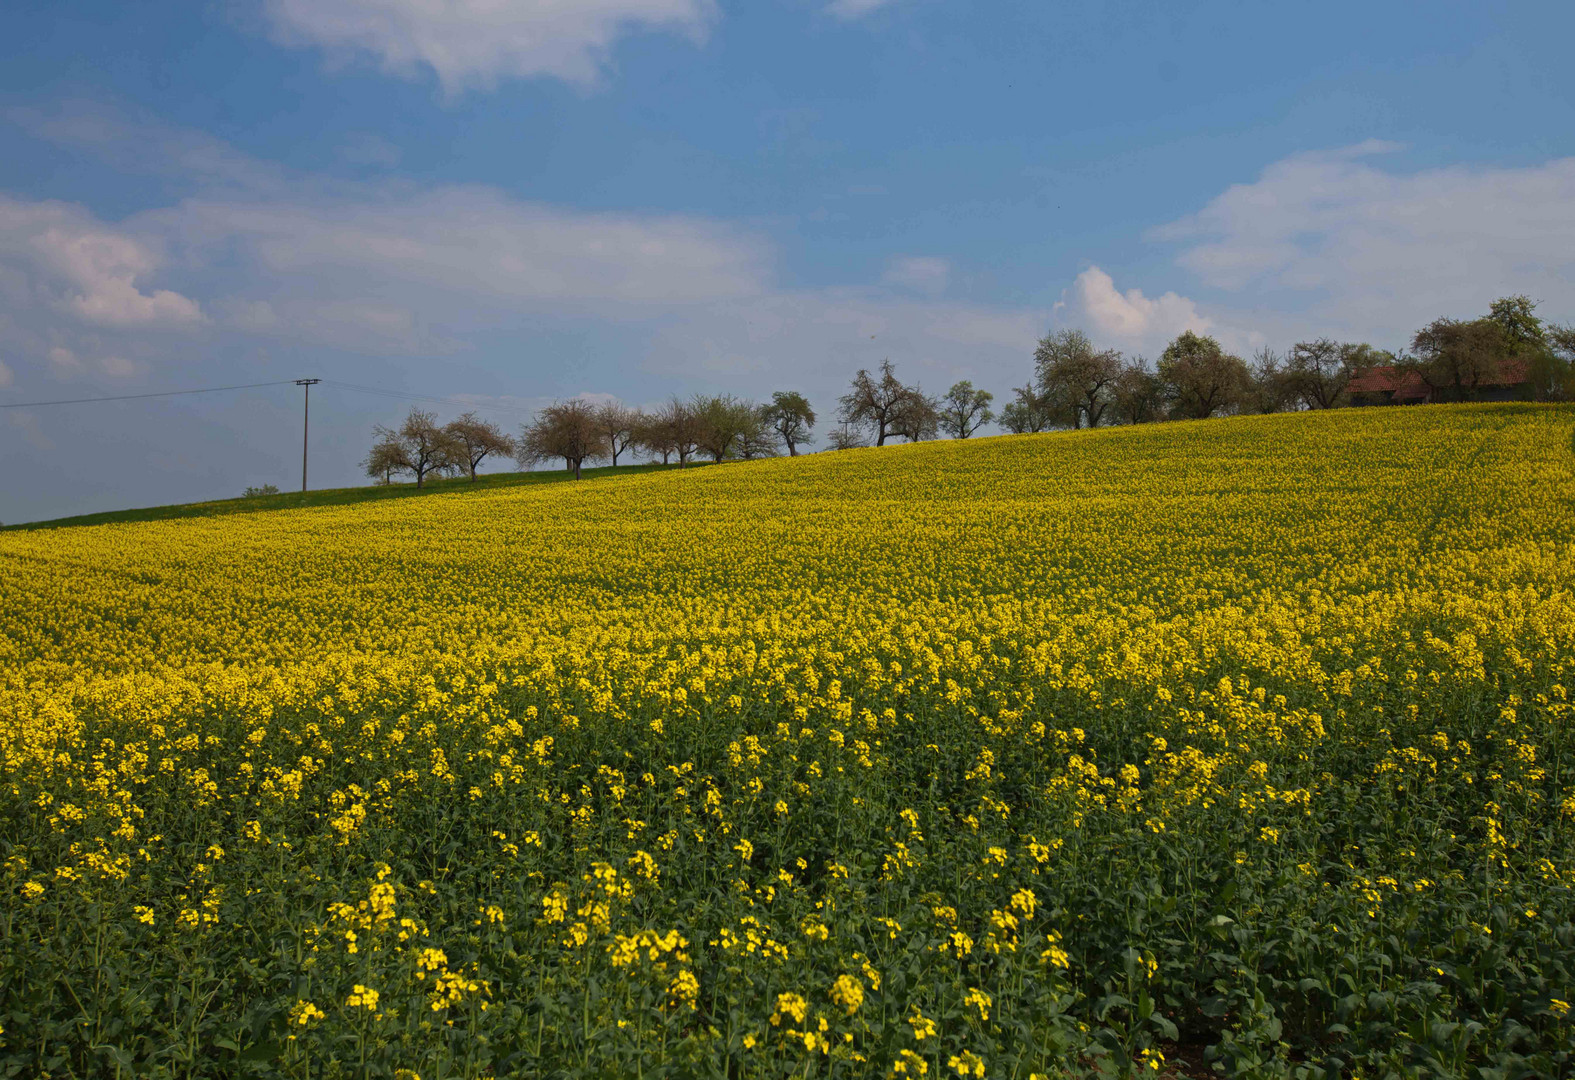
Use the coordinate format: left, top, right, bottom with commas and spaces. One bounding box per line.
1348, 359, 1533, 406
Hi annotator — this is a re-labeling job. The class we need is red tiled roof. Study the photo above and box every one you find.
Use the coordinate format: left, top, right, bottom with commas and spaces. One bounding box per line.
1348, 366, 1425, 395
1348, 359, 1531, 395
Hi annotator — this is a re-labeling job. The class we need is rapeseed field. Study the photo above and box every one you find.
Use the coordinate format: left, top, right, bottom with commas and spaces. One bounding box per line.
2, 403, 1573, 1079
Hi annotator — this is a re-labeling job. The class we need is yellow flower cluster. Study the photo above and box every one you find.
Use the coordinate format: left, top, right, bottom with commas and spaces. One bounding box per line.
2, 404, 1573, 1078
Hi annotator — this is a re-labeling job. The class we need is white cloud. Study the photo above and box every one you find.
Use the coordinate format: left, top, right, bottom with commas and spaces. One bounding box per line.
46, 345, 82, 377
7, 101, 281, 193
882, 256, 950, 296
0, 195, 204, 329
160, 187, 769, 316
45, 345, 142, 380
261, 0, 716, 91
1063, 266, 1211, 352
339, 132, 403, 168
826, 0, 902, 19
4, 410, 53, 454
1153, 142, 1575, 337
99, 354, 139, 378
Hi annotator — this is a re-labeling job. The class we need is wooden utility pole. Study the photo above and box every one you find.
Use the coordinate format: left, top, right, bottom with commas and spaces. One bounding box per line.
295, 379, 320, 492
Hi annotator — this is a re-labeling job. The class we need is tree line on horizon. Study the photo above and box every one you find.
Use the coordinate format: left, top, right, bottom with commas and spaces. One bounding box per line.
362, 294, 1575, 485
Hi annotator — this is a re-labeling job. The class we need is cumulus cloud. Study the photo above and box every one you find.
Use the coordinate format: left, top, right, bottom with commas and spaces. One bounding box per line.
1061, 266, 1211, 352
0, 195, 204, 329
1152, 141, 1575, 337
261, 0, 716, 91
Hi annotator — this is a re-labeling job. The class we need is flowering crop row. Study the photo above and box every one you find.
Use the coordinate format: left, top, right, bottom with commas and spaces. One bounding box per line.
1, 403, 1573, 1078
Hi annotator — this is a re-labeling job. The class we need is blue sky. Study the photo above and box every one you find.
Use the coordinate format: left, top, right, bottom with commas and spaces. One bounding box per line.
2, 0, 1573, 520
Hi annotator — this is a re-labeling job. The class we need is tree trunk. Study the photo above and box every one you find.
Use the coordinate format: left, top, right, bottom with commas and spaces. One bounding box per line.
573, 458, 582, 481
787, 440, 797, 456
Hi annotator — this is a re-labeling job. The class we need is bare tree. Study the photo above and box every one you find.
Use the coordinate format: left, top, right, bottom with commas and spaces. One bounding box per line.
636, 398, 702, 466
998, 384, 1055, 433
1034, 329, 1122, 428
444, 412, 516, 481
634, 402, 674, 465
1110, 361, 1165, 424
1282, 339, 1378, 410
593, 401, 641, 467
669, 400, 703, 466
366, 408, 461, 488
838, 359, 912, 446
761, 391, 816, 455
938, 381, 994, 438
518, 400, 608, 480
1158, 331, 1251, 419
736, 406, 781, 460
889, 386, 940, 442
827, 423, 868, 450
1245, 347, 1298, 414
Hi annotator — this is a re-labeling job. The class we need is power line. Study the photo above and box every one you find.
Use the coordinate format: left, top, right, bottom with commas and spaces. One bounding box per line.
0, 379, 300, 409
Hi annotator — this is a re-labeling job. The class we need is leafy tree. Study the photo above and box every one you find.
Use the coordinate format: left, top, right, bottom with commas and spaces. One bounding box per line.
444, 412, 515, 481
1542, 323, 1575, 401
1487, 295, 1570, 401
693, 394, 764, 462
1488, 294, 1547, 349
1407, 317, 1512, 401
838, 360, 913, 446
998, 384, 1056, 433
592, 402, 642, 467
1412, 296, 1568, 402
242, 484, 280, 497
363, 437, 403, 485
366, 408, 461, 488
938, 381, 995, 439
1034, 329, 1121, 428
1158, 331, 1250, 419
761, 391, 816, 456
518, 400, 607, 480
1110, 362, 1165, 424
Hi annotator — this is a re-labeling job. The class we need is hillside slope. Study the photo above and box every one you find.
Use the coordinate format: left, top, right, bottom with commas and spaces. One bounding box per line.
2, 403, 1573, 1078
1, 460, 679, 532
